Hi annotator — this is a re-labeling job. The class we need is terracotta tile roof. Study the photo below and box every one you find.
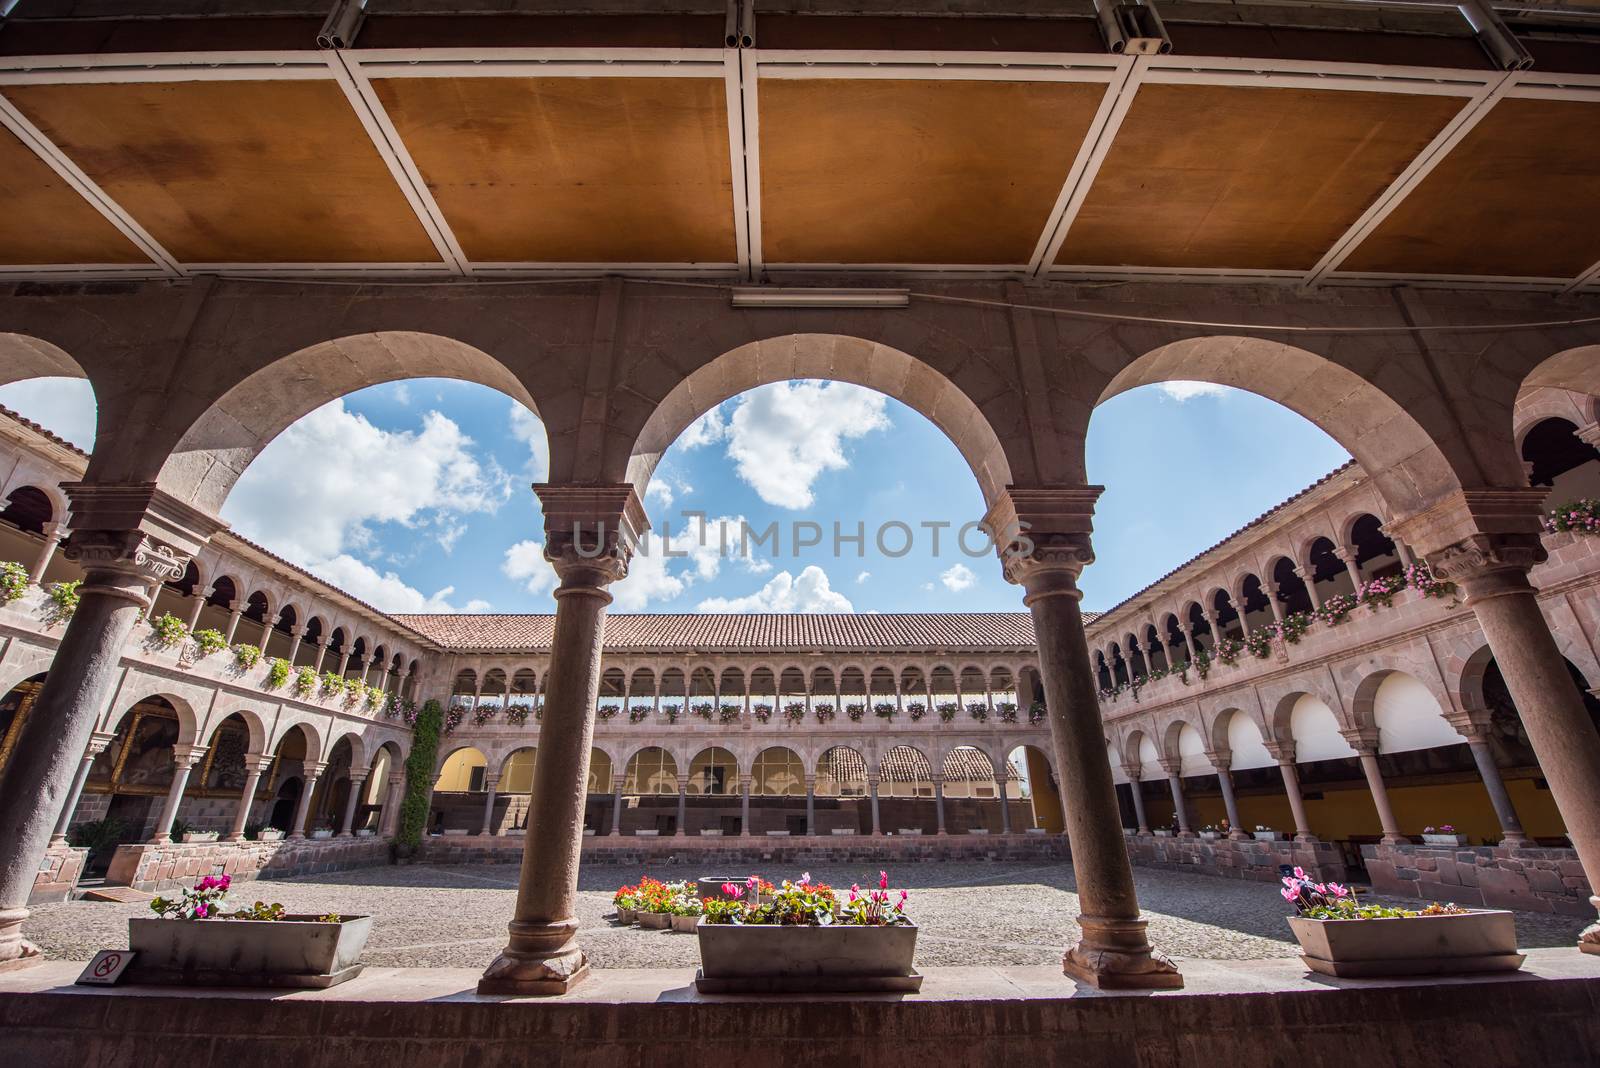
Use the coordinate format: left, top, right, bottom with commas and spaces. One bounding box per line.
391, 612, 1072, 653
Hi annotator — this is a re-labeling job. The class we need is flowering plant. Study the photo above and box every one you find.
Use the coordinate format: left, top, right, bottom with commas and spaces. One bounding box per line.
265, 658, 291, 689
442, 704, 466, 734
1244, 628, 1274, 660
1358, 574, 1405, 612
872, 702, 895, 720
848, 703, 869, 721
191, 628, 227, 657
663, 703, 683, 725
719, 703, 742, 724
504, 703, 531, 726
1214, 638, 1243, 667
1277, 611, 1313, 644
44, 578, 80, 624
472, 704, 497, 726
150, 612, 189, 648
700, 872, 912, 928
0, 560, 26, 604
1543, 498, 1600, 537
751, 703, 773, 724
937, 702, 959, 723
906, 701, 926, 722
1281, 868, 1463, 920
150, 874, 233, 920
233, 643, 262, 670
1314, 593, 1356, 627
1028, 701, 1047, 725
1405, 561, 1456, 600
783, 702, 806, 723
1422, 824, 1456, 834
692, 702, 715, 722
628, 703, 651, 723
813, 702, 836, 724
995, 701, 1018, 723
320, 671, 348, 697
967, 701, 989, 723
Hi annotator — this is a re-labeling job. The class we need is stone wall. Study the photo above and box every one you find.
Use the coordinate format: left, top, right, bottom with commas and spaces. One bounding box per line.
28, 845, 88, 905
1124, 833, 1349, 884
104, 836, 391, 894
419, 830, 1070, 867
1363, 842, 1594, 916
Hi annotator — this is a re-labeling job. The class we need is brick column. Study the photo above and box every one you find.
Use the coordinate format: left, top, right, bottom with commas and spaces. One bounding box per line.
0, 484, 219, 965
480, 484, 644, 996
227, 753, 273, 841
151, 744, 207, 844
989, 487, 1180, 990
48, 731, 114, 847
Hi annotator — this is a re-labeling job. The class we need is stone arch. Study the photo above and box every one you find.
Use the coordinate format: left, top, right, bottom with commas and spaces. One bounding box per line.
1097, 336, 1483, 523
1351, 667, 1462, 754
104, 690, 200, 746
686, 745, 738, 795
1211, 706, 1274, 771
326, 729, 367, 770
622, 334, 1019, 508
1518, 345, 1600, 412
274, 719, 325, 766
154, 331, 541, 513
206, 704, 268, 754
816, 745, 868, 796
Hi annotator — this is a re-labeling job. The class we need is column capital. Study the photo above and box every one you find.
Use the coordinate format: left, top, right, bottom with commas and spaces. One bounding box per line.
534, 483, 650, 585
302, 760, 328, 781
1573, 420, 1600, 449
866, 773, 881, 787
289, 624, 305, 637
84, 730, 116, 758
59, 482, 224, 588
244, 751, 275, 774
388, 771, 406, 787
983, 485, 1102, 590
171, 743, 208, 769
1331, 546, 1355, 564
1338, 726, 1381, 756
1156, 757, 1183, 778
1204, 748, 1232, 772
1442, 706, 1495, 740
612, 774, 627, 789
1388, 487, 1548, 569
349, 769, 371, 786
1291, 563, 1311, 580
1121, 763, 1143, 782
1262, 738, 1297, 763
482, 773, 499, 789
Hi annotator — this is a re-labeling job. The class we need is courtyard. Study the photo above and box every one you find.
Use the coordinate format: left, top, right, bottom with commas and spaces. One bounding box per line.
24, 861, 1591, 971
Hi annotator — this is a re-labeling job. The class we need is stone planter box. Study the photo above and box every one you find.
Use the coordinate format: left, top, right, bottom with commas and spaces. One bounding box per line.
635, 830, 659, 838
1254, 831, 1286, 842
126, 915, 373, 989
966, 829, 989, 836
766, 830, 791, 837
256, 829, 284, 842
698, 877, 743, 900
831, 828, 856, 836
638, 911, 670, 929
896, 829, 922, 837
615, 907, 636, 925
441, 829, 469, 837
670, 913, 699, 933
695, 921, 921, 993
310, 830, 334, 841
354, 829, 374, 839
1287, 910, 1523, 978
1422, 834, 1470, 846
700, 829, 723, 837
1025, 827, 1047, 836
181, 831, 219, 843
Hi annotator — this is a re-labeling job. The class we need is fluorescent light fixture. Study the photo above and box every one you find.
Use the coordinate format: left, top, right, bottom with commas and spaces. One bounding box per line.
731, 287, 910, 309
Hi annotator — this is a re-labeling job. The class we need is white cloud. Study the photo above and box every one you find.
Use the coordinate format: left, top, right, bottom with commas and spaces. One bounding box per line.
0, 377, 97, 451
856, 570, 871, 585
677, 406, 727, 449
610, 514, 770, 611
940, 563, 977, 592
388, 382, 412, 406
310, 554, 487, 613
720, 381, 891, 508
645, 479, 675, 506
697, 565, 854, 613
509, 401, 550, 482
1157, 381, 1229, 402
224, 400, 512, 564
501, 539, 558, 599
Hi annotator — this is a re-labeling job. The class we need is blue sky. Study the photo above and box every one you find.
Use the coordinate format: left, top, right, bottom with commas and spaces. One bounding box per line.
0, 376, 1348, 615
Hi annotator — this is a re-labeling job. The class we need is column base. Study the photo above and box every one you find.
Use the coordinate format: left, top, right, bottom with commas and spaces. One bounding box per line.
1176, 831, 1198, 839
222, 833, 245, 843
478, 918, 589, 997
1062, 917, 1183, 990
1379, 834, 1408, 846
47, 834, 68, 848
1497, 835, 1533, 849
0, 908, 41, 966
1293, 834, 1320, 844
1580, 897, 1600, 954
1227, 831, 1251, 842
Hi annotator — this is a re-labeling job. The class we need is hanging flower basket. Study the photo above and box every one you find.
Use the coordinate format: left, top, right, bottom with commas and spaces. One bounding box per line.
1542, 498, 1600, 537
751, 703, 773, 724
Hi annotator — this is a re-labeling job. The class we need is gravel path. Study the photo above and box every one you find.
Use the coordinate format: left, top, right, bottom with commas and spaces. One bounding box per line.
26, 862, 1589, 970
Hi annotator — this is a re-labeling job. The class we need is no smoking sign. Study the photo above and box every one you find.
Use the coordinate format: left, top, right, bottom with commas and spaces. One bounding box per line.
76, 949, 136, 986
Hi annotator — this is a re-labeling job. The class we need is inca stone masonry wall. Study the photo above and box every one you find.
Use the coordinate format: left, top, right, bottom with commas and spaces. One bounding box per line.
1364, 842, 1594, 916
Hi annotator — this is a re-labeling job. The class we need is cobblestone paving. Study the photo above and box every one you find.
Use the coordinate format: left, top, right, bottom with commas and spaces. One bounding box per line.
26, 862, 1590, 970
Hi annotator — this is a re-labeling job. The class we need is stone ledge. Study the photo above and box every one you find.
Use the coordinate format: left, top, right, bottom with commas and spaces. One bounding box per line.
2, 952, 1598, 1067
1364, 844, 1595, 917
104, 837, 392, 894
1126, 834, 1347, 884
418, 832, 1070, 866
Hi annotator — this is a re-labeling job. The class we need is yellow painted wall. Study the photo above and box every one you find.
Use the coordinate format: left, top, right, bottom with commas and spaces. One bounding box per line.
1024, 748, 1063, 832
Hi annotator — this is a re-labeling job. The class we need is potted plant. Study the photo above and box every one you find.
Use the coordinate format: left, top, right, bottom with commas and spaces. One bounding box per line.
128, 875, 372, 988
1422, 824, 1469, 846
695, 872, 919, 993
670, 889, 704, 933
1280, 870, 1522, 977
1254, 824, 1286, 842
613, 884, 639, 925
1199, 824, 1221, 841
636, 877, 673, 928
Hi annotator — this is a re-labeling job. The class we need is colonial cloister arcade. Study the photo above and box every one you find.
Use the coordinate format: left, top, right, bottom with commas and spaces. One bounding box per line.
0, 1, 1599, 1005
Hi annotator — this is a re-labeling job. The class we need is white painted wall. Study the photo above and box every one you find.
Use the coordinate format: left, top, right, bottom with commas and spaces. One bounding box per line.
1177, 723, 1215, 776
1289, 694, 1356, 763
1374, 672, 1464, 754
1138, 733, 1162, 778
1225, 711, 1274, 770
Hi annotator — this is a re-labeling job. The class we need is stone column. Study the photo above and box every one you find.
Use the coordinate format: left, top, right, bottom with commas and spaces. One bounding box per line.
932, 774, 947, 835
1209, 751, 1248, 841
804, 774, 816, 836
868, 773, 882, 835
997, 775, 1012, 834
478, 773, 499, 837
312, 639, 328, 673
285, 625, 305, 666
610, 774, 625, 836
481, 484, 645, 996
1334, 546, 1363, 591
258, 613, 274, 651
675, 777, 687, 836
340, 771, 370, 837
380, 771, 406, 837
1180, 624, 1198, 666
988, 487, 1180, 989
1264, 741, 1316, 841
0, 486, 219, 965
1159, 760, 1192, 836
1444, 708, 1530, 846
289, 762, 326, 839
740, 775, 752, 835
1294, 564, 1322, 610
151, 744, 207, 844
1122, 767, 1150, 834
26, 522, 63, 585
1342, 728, 1404, 845
222, 602, 244, 645
184, 592, 205, 631
226, 753, 273, 841
48, 732, 114, 847
1382, 525, 1415, 568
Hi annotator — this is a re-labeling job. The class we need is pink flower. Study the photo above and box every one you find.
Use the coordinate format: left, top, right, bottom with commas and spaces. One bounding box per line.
799, 872, 811, 886
1328, 883, 1349, 898
879, 871, 889, 890
1292, 867, 1306, 879
194, 903, 208, 918
1281, 886, 1299, 902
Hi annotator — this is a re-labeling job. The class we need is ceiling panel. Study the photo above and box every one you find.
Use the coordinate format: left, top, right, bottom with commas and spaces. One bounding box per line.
373, 76, 736, 264
759, 78, 1105, 265
2, 80, 440, 264
1339, 97, 1600, 279
0, 122, 148, 265
1056, 84, 1463, 271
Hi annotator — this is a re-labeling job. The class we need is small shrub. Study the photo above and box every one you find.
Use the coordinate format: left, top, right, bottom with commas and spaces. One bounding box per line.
319, 671, 347, 697
150, 612, 189, 648
43, 578, 80, 625
0, 561, 27, 604
265, 658, 291, 690
192, 628, 227, 657
233, 643, 262, 670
